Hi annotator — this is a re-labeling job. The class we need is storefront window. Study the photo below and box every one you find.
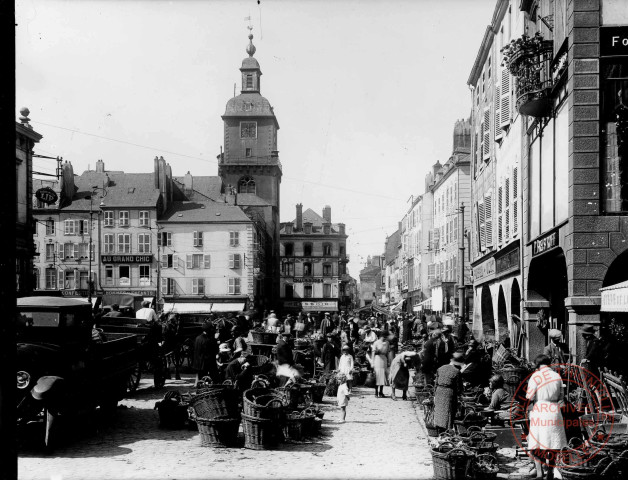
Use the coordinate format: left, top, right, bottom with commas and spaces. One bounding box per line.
528, 101, 568, 239
602, 60, 628, 213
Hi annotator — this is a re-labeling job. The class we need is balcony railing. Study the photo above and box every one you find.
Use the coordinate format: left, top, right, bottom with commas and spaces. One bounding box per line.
219, 155, 282, 169
502, 34, 554, 118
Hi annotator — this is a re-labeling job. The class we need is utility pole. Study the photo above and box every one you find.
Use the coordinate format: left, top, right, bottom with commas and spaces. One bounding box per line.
458, 203, 466, 323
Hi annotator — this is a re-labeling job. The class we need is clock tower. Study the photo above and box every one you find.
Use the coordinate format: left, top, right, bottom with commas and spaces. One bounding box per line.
219, 28, 282, 305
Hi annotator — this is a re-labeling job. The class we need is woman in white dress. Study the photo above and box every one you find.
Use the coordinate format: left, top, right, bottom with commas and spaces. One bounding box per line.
525, 354, 567, 480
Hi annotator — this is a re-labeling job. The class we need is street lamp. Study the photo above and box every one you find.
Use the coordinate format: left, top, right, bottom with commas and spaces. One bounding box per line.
88, 186, 107, 305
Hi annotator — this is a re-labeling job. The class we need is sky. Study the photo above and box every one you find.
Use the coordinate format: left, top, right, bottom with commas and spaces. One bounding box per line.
16, 0, 496, 274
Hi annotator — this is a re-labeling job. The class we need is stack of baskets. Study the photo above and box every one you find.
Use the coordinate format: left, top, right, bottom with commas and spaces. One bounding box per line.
423, 398, 440, 437
431, 435, 500, 480
431, 442, 473, 480
557, 438, 618, 480
189, 383, 241, 447
501, 364, 529, 398
310, 382, 326, 403
242, 388, 285, 450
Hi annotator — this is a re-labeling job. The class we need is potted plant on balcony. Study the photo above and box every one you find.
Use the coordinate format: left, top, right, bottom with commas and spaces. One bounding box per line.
501, 32, 554, 117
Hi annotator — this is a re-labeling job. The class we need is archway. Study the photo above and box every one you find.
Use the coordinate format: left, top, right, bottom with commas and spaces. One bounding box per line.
602, 249, 628, 287
481, 285, 495, 340
527, 248, 568, 335
497, 286, 509, 345
511, 279, 522, 349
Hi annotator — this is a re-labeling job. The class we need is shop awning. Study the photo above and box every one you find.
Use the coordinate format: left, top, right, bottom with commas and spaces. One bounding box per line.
391, 300, 404, 312
162, 302, 212, 314
413, 298, 432, 312
211, 303, 245, 313
601, 280, 628, 312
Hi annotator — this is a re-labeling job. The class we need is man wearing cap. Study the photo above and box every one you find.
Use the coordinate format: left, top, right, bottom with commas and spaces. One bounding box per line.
136, 300, 158, 323
581, 325, 603, 377
225, 354, 254, 392
544, 329, 565, 364
193, 321, 219, 385
320, 312, 332, 337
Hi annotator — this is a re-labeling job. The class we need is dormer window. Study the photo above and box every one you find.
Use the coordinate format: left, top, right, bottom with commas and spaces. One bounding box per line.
304, 223, 312, 234
285, 224, 293, 234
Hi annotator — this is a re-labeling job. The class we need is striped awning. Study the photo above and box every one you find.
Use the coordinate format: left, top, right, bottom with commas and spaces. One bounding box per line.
162, 302, 212, 314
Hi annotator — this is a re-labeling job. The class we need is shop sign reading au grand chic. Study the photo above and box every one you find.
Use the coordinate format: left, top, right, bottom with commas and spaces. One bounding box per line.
101, 255, 153, 264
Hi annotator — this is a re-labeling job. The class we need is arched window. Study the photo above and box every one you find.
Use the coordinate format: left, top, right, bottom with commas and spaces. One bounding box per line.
238, 176, 256, 194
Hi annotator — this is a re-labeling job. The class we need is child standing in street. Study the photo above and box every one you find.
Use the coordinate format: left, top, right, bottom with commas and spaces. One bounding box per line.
336, 373, 350, 423
338, 345, 355, 390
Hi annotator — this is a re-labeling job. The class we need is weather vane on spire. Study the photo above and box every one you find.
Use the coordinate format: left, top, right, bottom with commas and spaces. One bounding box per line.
244, 15, 256, 57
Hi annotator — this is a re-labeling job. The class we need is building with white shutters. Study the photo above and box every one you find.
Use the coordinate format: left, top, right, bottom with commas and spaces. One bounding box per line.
468, 0, 524, 346
426, 120, 473, 316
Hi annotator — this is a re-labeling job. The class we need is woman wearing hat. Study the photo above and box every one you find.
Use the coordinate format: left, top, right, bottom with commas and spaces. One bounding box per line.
337, 345, 355, 389
371, 330, 390, 398
433, 352, 464, 430
389, 351, 419, 400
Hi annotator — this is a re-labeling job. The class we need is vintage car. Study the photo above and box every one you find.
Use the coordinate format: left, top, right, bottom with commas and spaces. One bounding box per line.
16, 296, 139, 449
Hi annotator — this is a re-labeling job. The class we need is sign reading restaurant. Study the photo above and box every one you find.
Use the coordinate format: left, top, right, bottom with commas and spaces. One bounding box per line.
531, 227, 559, 257
101, 255, 154, 264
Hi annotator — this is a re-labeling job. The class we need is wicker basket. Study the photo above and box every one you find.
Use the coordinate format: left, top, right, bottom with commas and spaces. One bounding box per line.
243, 388, 285, 421
310, 383, 326, 403
196, 416, 241, 447
241, 413, 282, 450
468, 453, 498, 480
247, 355, 270, 368
251, 331, 278, 345
283, 413, 305, 441
431, 442, 473, 480
190, 388, 240, 420
454, 412, 488, 435
414, 384, 434, 404
501, 365, 528, 396
426, 424, 442, 437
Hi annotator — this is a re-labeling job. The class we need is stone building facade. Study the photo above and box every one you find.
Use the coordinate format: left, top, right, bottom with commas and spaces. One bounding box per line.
279, 204, 349, 314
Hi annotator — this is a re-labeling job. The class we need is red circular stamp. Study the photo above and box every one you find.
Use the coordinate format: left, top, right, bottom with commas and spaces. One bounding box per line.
507, 363, 614, 469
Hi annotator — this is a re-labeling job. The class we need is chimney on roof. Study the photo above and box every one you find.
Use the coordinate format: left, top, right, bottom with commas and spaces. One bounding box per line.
184, 171, 193, 196
338, 223, 345, 235
432, 160, 442, 177
453, 117, 471, 151
95, 159, 105, 173
322, 205, 331, 223
60, 161, 75, 208
154, 156, 160, 189
296, 203, 303, 231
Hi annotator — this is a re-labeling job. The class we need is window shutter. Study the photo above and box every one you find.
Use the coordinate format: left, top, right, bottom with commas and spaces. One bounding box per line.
505, 177, 511, 239
157, 233, 162, 247
58, 269, 63, 288
478, 202, 486, 251
73, 243, 79, 259
57, 243, 63, 260
229, 254, 235, 269
494, 85, 502, 141
228, 278, 234, 294
198, 231, 203, 246
161, 277, 168, 294
500, 68, 511, 129
497, 186, 503, 245
161, 254, 168, 268
173, 254, 179, 269
193, 232, 197, 246
192, 278, 198, 294
433, 229, 440, 250
428, 230, 433, 251
513, 167, 518, 234
186, 254, 192, 269
485, 193, 493, 248
204, 254, 211, 269
483, 108, 490, 160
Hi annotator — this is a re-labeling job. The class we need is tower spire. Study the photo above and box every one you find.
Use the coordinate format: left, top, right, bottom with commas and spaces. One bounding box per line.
246, 25, 256, 57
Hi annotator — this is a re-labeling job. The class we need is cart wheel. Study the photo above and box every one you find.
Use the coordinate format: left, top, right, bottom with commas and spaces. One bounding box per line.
127, 362, 142, 393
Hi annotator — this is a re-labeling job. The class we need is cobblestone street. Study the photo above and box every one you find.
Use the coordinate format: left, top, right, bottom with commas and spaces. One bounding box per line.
18, 373, 433, 480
